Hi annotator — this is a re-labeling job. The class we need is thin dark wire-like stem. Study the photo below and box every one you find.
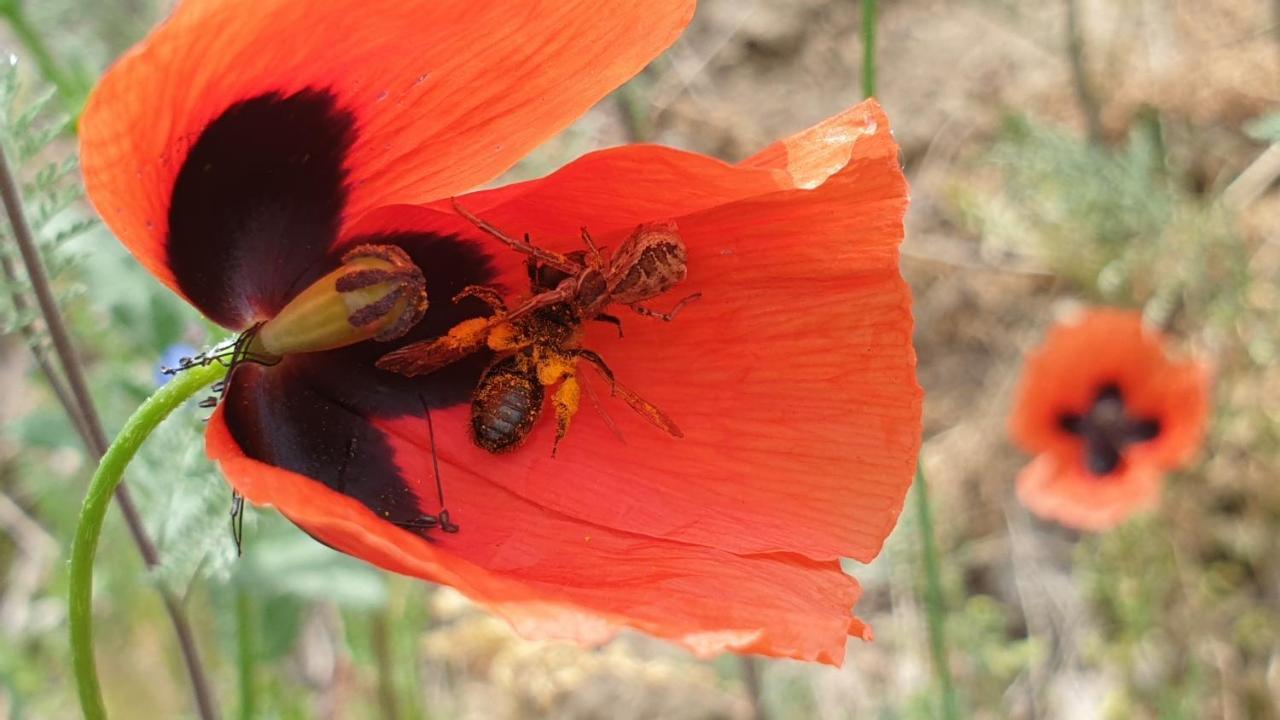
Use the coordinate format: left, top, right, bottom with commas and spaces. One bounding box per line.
0, 142, 108, 458
861, 0, 877, 98
1, 248, 92, 440
0, 142, 220, 720
1064, 0, 1104, 144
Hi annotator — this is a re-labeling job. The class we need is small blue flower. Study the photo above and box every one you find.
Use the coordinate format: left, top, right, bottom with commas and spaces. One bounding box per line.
154, 343, 199, 387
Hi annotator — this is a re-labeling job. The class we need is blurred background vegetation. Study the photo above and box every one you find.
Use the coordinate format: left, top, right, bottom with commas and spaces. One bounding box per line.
0, 0, 1276, 718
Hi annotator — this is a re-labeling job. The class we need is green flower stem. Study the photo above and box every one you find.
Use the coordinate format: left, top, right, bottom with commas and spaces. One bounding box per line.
861, 0, 877, 98
69, 360, 228, 720
914, 464, 960, 720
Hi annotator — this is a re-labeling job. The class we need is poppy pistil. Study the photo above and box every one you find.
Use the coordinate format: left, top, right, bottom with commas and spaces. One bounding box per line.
252, 244, 428, 358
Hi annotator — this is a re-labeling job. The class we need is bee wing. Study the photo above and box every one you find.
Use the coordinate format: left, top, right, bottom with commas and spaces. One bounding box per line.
610, 380, 684, 438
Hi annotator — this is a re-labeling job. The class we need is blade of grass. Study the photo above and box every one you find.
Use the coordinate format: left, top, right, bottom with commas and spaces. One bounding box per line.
235, 584, 258, 720
371, 609, 402, 720
861, 0, 877, 98
70, 359, 228, 720
914, 464, 960, 720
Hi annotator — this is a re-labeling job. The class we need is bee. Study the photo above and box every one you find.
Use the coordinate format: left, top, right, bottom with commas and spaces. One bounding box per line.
377, 204, 698, 454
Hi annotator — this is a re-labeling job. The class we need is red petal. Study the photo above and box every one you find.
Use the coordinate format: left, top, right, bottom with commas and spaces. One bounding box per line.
1016, 453, 1162, 531
357, 100, 921, 564
208, 404, 869, 664
80, 0, 693, 307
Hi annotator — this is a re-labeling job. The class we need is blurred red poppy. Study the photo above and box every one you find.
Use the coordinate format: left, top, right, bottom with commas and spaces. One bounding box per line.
80, 0, 921, 664
1008, 309, 1210, 531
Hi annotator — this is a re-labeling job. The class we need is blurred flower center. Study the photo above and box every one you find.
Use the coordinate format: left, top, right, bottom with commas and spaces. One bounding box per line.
1058, 383, 1161, 476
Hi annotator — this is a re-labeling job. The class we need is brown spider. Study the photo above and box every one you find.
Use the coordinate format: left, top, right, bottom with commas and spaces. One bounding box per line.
376, 198, 700, 378
376, 201, 698, 454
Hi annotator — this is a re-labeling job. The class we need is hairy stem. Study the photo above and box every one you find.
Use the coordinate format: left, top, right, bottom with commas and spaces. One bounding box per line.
914, 464, 960, 720
70, 360, 228, 720
0, 140, 220, 719
861, 0, 877, 98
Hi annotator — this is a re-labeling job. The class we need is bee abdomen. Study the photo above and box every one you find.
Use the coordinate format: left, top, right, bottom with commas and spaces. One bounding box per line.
471, 358, 543, 453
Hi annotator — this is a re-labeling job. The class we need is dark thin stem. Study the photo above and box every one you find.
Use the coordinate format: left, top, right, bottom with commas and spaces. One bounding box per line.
1, 248, 92, 441
371, 610, 401, 720
861, 0, 877, 98
0, 142, 108, 465
0, 2, 85, 116
738, 656, 769, 720
1064, 0, 1104, 144
0, 142, 220, 720
914, 465, 960, 720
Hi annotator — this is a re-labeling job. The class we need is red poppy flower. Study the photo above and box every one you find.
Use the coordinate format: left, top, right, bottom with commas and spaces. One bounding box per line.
1008, 309, 1210, 531
80, 0, 921, 664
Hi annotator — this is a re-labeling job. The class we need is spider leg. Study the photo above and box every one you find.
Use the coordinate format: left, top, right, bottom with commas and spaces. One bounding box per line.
579, 226, 605, 267
451, 197, 581, 274
497, 283, 578, 326
229, 492, 245, 556
629, 292, 702, 321
394, 512, 457, 534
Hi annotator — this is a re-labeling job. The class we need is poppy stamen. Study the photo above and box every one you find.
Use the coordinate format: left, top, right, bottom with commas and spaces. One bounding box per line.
393, 397, 460, 536
1059, 383, 1162, 476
